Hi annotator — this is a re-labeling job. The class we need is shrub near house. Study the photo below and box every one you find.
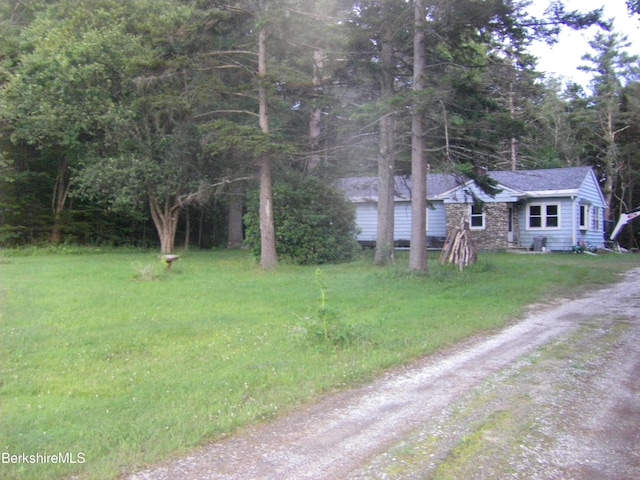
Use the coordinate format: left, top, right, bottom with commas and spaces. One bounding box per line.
245, 174, 360, 264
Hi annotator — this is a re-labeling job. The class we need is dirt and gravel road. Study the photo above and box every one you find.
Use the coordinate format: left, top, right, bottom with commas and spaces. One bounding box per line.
128, 268, 640, 480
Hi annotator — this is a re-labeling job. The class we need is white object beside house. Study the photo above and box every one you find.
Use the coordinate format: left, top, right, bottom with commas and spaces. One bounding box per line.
336, 166, 607, 252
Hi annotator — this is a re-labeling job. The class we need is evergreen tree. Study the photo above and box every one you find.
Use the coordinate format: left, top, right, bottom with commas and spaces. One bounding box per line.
579, 30, 640, 220
616, 81, 640, 248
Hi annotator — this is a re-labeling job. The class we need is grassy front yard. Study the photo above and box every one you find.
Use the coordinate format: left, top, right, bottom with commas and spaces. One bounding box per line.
1, 248, 637, 479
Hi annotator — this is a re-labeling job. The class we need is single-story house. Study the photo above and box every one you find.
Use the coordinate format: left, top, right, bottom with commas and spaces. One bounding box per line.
336, 166, 607, 252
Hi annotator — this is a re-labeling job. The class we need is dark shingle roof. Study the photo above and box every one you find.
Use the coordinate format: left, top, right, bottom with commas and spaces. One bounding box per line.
336, 167, 595, 201
488, 167, 594, 192
335, 174, 460, 201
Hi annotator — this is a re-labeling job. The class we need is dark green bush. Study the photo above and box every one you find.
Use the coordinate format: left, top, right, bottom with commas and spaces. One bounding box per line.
245, 174, 360, 265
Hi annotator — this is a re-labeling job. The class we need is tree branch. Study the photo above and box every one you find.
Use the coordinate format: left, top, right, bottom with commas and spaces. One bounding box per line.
194, 110, 259, 119
203, 50, 258, 57
175, 176, 256, 208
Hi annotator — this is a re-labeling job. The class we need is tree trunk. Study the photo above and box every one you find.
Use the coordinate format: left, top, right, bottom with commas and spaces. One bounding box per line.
375, 112, 396, 265
258, 26, 278, 269
51, 160, 71, 244
374, 0, 396, 266
409, 0, 428, 273
603, 107, 620, 222
183, 207, 191, 251
227, 180, 245, 248
307, 48, 325, 173
198, 209, 204, 248
508, 78, 519, 171
149, 195, 180, 254
258, 155, 277, 268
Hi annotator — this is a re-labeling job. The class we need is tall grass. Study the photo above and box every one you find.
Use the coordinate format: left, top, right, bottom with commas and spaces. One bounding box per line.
0, 249, 637, 479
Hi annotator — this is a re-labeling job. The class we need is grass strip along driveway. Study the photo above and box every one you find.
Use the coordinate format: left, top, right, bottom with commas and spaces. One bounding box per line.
0, 249, 637, 479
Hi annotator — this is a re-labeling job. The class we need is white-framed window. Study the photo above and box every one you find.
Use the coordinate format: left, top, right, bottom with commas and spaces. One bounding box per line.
469, 204, 485, 230
579, 204, 589, 229
591, 206, 600, 231
527, 203, 560, 230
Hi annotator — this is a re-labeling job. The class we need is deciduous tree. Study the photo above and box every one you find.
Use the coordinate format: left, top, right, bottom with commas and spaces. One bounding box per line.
1, 0, 143, 242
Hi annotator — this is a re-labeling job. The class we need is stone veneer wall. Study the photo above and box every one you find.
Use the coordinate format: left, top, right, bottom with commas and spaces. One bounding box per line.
445, 203, 510, 250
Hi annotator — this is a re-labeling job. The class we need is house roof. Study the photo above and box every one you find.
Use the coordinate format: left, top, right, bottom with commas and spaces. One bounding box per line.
334, 174, 460, 202
489, 167, 595, 194
337, 166, 601, 202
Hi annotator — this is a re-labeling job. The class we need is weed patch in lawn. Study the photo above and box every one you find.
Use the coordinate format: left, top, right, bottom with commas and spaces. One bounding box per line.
0, 249, 637, 479
298, 268, 376, 349
131, 262, 165, 281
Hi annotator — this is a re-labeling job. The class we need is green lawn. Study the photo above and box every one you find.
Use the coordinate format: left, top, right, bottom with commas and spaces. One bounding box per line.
1, 248, 638, 479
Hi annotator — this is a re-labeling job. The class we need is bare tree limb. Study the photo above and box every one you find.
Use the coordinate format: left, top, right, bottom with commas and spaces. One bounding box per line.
194, 110, 259, 119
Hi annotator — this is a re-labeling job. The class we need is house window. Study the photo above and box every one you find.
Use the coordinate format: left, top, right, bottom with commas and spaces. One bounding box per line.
527, 203, 560, 230
579, 205, 589, 229
591, 207, 600, 231
469, 204, 485, 230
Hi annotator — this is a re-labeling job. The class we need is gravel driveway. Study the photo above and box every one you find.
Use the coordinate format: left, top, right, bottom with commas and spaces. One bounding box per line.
127, 268, 640, 480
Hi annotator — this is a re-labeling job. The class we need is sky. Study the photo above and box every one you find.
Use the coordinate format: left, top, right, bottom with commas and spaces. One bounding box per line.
527, 0, 640, 86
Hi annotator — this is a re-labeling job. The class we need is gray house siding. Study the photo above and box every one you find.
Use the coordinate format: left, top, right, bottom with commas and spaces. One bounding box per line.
354, 203, 377, 242
576, 203, 605, 247
353, 201, 447, 245
519, 197, 576, 251
428, 203, 448, 238
576, 171, 607, 248
351, 202, 416, 243
391, 202, 448, 245
395, 202, 412, 242
516, 170, 606, 251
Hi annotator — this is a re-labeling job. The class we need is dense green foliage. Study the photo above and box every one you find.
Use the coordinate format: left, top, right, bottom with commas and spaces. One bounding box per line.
1, 0, 640, 253
0, 249, 637, 479
244, 173, 360, 264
